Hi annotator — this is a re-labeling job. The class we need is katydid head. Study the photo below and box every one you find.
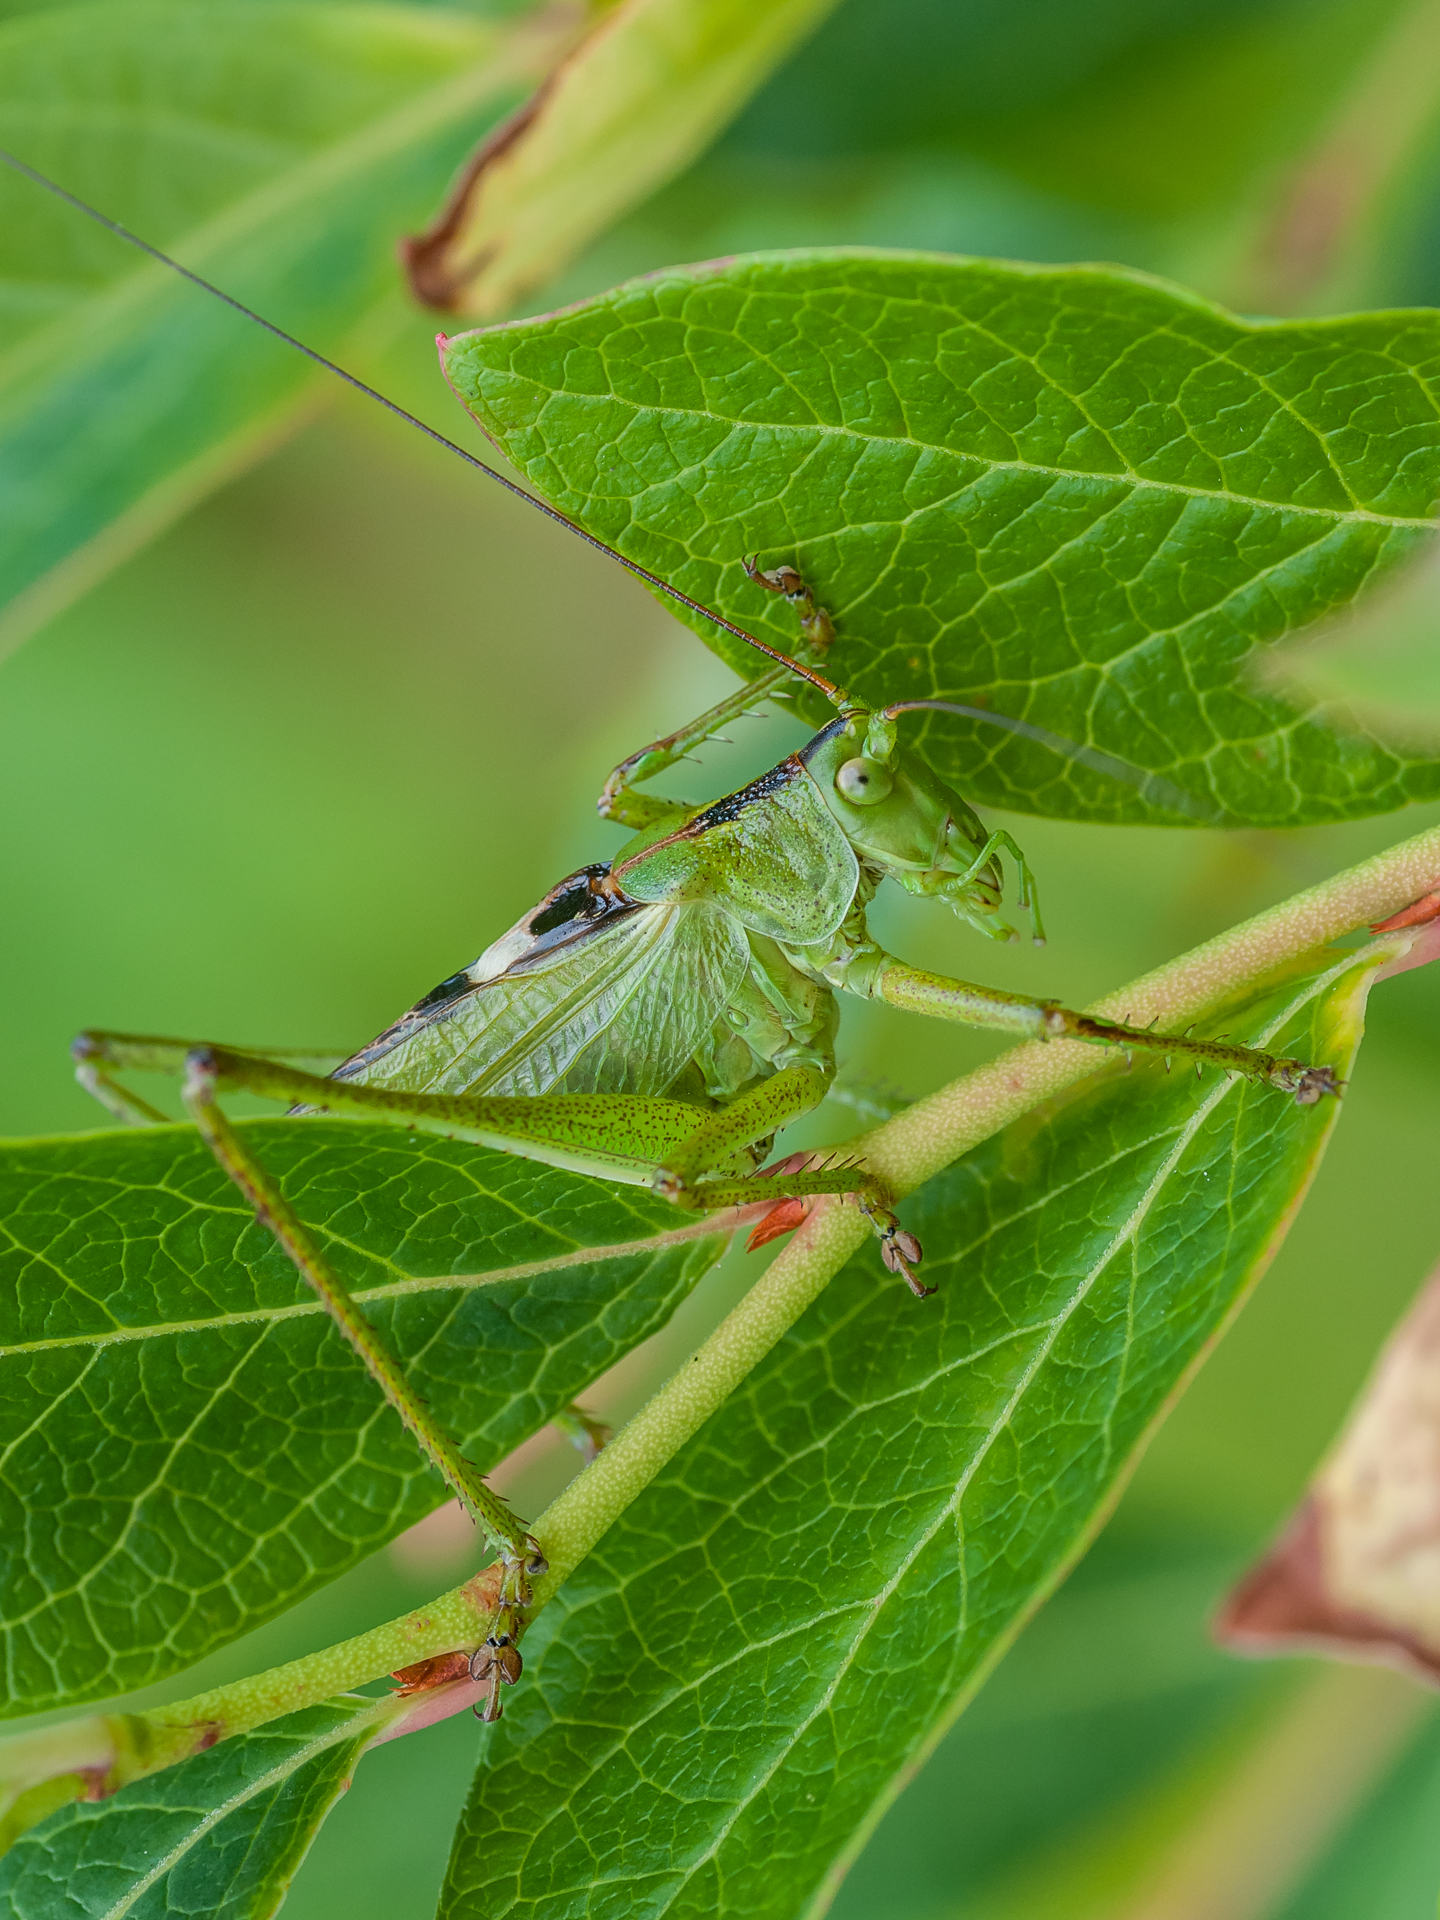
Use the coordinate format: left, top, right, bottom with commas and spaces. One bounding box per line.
801, 707, 1023, 943
796, 689, 1216, 945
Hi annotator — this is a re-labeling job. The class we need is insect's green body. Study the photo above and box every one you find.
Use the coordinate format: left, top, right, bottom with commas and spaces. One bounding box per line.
0, 142, 1350, 1727
311, 691, 1029, 1215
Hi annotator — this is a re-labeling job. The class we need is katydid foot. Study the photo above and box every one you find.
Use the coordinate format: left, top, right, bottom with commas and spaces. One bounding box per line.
389, 1547, 539, 1720
861, 1202, 929, 1297
468, 1543, 545, 1721
746, 1152, 929, 1296
470, 1631, 524, 1723
745, 1186, 928, 1298
742, 554, 836, 653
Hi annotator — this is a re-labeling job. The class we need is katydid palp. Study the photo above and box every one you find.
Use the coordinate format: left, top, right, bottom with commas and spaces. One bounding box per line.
8, 152, 1340, 1708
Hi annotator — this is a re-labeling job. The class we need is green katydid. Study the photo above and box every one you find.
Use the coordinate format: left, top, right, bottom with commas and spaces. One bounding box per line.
9, 152, 1339, 1716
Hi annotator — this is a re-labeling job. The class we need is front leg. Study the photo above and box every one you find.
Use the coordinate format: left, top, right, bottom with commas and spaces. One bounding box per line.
599, 555, 840, 832
863, 959, 1340, 1104
598, 665, 794, 830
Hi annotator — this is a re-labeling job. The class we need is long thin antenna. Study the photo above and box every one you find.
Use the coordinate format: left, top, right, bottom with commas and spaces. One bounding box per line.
0, 146, 844, 701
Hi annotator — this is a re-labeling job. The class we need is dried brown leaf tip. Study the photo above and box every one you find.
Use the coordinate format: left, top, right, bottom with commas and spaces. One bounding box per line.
390, 1651, 475, 1697
1217, 1261, 1440, 1685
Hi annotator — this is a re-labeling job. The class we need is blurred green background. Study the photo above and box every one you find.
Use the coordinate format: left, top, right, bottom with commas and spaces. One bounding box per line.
7, 0, 1440, 1914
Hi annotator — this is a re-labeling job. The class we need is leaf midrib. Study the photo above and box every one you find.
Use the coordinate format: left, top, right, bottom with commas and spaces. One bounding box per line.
490, 1091, 1223, 1912
652, 1076, 1241, 1915
1, 1220, 721, 1357
662, 976, 1341, 1915
536, 383, 1439, 532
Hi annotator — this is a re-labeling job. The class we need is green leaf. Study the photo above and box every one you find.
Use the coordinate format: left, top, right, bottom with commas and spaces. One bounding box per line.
953, 1663, 1430, 1920
439, 948, 1370, 1920
443, 251, 1440, 828
825, 1533, 1269, 1920
0, 1695, 381, 1919
946, 0, 1417, 233
720, 0, 1400, 226
0, 0, 843, 659
404, 0, 842, 315
683, 0, 1440, 320
0, 1120, 723, 1714
0, 0, 562, 655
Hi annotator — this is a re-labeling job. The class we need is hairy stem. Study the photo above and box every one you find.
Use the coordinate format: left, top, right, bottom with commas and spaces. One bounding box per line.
4, 820, 1436, 1825
530, 1198, 863, 1601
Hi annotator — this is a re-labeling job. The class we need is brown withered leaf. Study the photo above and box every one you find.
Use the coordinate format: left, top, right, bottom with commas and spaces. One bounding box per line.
401, 0, 838, 315
1218, 1259, 1440, 1685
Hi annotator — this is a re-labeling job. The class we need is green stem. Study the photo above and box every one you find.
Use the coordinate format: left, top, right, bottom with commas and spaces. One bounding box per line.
0, 1570, 505, 1814
141, 1580, 497, 1747
4, 821, 1436, 1825
530, 1199, 865, 1600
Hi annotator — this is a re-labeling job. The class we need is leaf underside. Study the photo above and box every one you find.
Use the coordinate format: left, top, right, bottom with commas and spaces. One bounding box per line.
0, 1121, 723, 1714
443, 251, 1440, 828
438, 950, 1369, 1920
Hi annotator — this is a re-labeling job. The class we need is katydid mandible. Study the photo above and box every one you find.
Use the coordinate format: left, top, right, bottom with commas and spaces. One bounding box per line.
8, 154, 1340, 1710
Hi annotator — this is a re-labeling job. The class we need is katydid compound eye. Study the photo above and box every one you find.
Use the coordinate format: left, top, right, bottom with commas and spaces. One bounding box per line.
835, 757, 893, 805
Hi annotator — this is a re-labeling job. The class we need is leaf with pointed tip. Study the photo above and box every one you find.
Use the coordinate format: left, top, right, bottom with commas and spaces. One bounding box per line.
0, 1696, 382, 1920
403, 0, 841, 316
0, 1120, 723, 1715
443, 251, 1440, 828
438, 948, 1373, 1920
